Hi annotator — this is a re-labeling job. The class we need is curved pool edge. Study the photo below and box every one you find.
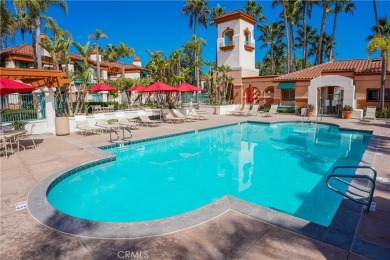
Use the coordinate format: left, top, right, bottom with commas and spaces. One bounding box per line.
27, 120, 377, 241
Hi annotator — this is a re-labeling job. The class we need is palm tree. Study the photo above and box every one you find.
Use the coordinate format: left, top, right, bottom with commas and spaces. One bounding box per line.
367, 17, 390, 39
73, 41, 93, 70
329, 0, 355, 60
210, 4, 225, 62
241, 0, 266, 22
0, 1, 14, 49
367, 35, 390, 110
11, 9, 31, 44
273, 0, 291, 73
39, 35, 65, 70
117, 42, 135, 78
103, 44, 118, 62
182, 0, 210, 88
88, 28, 108, 80
258, 21, 283, 74
299, 0, 318, 69
285, 0, 300, 71
366, 17, 390, 110
73, 41, 93, 114
296, 24, 317, 68
44, 17, 72, 41
182, 0, 210, 37
316, 0, 330, 64
14, 0, 68, 69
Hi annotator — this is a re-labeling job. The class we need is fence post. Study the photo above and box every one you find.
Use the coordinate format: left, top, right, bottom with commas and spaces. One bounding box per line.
43, 87, 56, 134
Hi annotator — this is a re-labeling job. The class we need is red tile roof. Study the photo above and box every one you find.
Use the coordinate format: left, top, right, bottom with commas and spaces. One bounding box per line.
275, 58, 388, 81
0, 44, 34, 56
1, 44, 147, 71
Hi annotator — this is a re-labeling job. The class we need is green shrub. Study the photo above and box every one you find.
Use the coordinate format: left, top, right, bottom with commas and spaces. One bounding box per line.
11, 120, 28, 131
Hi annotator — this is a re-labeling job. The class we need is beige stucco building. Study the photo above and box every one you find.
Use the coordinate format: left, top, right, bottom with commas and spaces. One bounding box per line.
215, 11, 390, 116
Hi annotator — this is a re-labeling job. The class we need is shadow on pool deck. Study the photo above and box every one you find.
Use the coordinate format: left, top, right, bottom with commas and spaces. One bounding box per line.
1, 114, 390, 259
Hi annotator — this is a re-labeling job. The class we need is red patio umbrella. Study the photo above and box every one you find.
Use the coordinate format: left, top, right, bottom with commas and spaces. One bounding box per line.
246, 83, 254, 103
87, 83, 118, 92
176, 82, 202, 92
0, 77, 36, 95
128, 85, 146, 92
139, 81, 178, 92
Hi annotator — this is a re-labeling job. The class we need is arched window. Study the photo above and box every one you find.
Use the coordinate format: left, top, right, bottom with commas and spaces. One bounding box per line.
223, 29, 234, 47
244, 29, 254, 52
244, 29, 251, 46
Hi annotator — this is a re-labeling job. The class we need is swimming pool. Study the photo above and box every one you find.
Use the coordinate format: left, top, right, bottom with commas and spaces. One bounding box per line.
47, 122, 371, 227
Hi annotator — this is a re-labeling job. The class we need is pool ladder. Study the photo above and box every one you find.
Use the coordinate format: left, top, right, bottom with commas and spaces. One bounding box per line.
326, 166, 377, 213
109, 127, 132, 143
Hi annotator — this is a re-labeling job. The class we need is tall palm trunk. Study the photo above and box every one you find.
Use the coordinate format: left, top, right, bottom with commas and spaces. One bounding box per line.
329, 11, 338, 61
302, 2, 307, 69
373, 0, 380, 33
271, 44, 275, 74
380, 53, 386, 110
96, 40, 100, 79
317, 0, 328, 65
32, 32, 37, 68
35, 17, 42, 69
281, 1, 291, 73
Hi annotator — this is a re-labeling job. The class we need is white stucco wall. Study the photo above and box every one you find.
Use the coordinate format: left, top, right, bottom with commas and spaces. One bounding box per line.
308, 75, 356, 115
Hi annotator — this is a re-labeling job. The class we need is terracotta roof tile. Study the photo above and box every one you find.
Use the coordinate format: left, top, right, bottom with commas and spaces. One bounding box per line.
275, 58, 388, 81
0, 44, 34, 56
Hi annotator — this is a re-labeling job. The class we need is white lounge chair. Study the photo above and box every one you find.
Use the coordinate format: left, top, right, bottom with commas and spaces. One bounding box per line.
362, 106, 376, 122
75, 114, 101, 135
163, 112, 186, 123
188, 109, 211, 120
170, 109, 195, 122
264, 105, 278, 117
93, 113, 121, 132
139, 115, 161, 127
226, 106, 241, 116
115, 112, 140, 129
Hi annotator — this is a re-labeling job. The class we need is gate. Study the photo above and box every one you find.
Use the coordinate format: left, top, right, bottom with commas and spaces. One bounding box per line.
318, 93, 342, 116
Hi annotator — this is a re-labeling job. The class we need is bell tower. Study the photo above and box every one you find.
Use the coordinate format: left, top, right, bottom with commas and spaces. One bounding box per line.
214, 10, 258, 77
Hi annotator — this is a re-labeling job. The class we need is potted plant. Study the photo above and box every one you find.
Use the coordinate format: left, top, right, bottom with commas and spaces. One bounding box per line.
342, 105, 353, 119
306, 104, 315, 117
55, 112, 70, 136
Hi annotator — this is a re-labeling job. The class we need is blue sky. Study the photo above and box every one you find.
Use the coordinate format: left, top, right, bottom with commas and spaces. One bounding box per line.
7, 0, 390, 68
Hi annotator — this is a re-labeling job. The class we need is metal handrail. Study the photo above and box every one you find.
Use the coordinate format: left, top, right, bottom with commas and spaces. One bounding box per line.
326, 166, 377, 213
121, 126, 132, 141
109, 128, 120, 143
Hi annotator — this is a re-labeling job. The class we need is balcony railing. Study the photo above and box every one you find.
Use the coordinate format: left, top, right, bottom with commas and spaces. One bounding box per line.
220, 41, 235, 47
244, 41, 254, 47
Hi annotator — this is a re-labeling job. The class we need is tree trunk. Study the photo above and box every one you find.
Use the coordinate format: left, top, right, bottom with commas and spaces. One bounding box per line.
373, 0, 380, 34
97, 40, 101, 79
302, 2, 307, 69
329, 12, 338, 61
289, 23, 296, 71
122, 57, 125, 77
380, 54, 386, 110
282, 1, 291, 73
35, 17, 42, 69
317, 0, 328, 65
32, 32, 37, 68
271, 44, 275, 74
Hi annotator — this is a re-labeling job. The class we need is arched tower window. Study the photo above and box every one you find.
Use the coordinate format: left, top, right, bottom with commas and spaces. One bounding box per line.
223, 28, 234, 46
220, 28, 235, 51
244, 28, 254, 52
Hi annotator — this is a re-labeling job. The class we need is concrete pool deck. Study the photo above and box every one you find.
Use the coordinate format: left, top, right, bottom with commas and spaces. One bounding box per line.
1, 114, 389, 259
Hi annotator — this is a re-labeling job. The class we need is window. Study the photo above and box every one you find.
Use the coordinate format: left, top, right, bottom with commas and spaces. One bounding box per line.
222, 28, 234, 47
367, 89, 389, 102
282, 89, 295, 100
244, 29, 251, 46
18, 61, 32, 68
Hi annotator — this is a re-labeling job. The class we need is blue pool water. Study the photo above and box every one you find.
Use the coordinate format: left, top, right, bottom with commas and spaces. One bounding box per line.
47, 122, 371, 226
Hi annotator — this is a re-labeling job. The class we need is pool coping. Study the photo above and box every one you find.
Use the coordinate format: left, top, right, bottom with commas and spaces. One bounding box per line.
27, 121, 376, 250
